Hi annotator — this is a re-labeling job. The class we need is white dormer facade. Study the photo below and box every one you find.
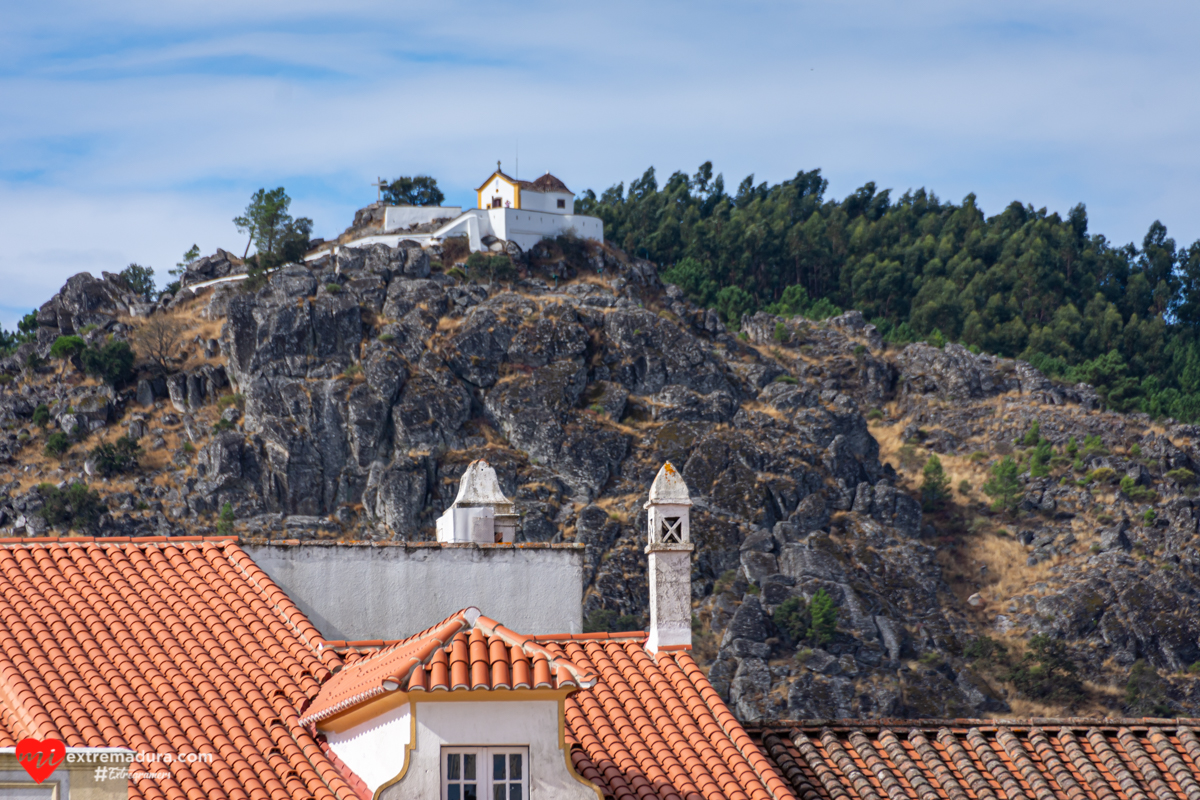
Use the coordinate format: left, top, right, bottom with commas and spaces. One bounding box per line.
436, 459, 519, 543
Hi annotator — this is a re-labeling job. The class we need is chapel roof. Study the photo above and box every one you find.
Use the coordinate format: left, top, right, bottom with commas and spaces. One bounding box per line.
476, 169, 574, 195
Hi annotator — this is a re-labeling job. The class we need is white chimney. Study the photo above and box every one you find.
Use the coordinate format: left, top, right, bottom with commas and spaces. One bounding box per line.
644, 462, 695, 652
436, 460, 519, 543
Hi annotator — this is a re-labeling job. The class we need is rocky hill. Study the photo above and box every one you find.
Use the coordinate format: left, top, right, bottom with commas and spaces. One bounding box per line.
3, 236, 1200, 722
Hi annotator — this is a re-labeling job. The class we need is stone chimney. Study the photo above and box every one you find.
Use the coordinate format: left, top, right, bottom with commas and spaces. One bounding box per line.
644, 462, 695, 652
436, 459, 519, 543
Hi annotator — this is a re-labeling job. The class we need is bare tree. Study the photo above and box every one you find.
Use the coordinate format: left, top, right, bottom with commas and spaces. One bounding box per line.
132, 315, 185, 372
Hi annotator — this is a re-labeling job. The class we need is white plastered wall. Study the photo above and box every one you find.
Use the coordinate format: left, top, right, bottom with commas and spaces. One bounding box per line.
325, 704, 413, 794
243, 543, 584, 641
518, 191, 573, 214
376, 700, 598, 800
383, 207, 462, 232
487, 209, 604, 252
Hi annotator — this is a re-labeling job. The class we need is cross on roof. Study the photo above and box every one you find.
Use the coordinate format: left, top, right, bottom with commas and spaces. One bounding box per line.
371, 177, 387, 201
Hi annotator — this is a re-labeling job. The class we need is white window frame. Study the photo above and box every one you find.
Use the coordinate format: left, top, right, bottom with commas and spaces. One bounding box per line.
442, 746, 529, 800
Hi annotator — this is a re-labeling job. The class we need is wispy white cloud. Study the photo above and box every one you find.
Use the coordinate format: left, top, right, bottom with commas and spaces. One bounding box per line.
1, 1, 1198, 327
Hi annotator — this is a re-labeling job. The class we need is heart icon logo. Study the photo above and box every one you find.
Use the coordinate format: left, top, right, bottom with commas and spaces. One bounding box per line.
15, 737, 65, 784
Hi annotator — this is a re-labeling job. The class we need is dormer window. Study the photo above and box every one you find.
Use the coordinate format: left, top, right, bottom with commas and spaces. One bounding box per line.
444, 747, 527, 800
661, 516, 683, 543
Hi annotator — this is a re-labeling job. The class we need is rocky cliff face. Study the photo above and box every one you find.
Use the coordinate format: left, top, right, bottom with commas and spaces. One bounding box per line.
5, 237, 1200, 720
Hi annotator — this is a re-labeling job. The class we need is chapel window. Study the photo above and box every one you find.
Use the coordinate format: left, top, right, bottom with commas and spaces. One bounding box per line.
492, 197, 502, 208
557, 199, 566, 209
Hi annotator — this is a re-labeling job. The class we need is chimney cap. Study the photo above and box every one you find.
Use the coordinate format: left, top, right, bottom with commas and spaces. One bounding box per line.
647, 462, 692, 506
453, 459, 512, 507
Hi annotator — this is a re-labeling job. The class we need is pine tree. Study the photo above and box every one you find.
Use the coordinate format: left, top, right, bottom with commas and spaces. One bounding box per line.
983, 456, 1023, 515
809, 589, 837, 644
921, 454, 951, 510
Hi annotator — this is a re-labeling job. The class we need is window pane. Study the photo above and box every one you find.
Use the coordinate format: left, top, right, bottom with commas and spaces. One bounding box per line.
464, 754, 476, 780
509, 783, 523, 800
464, 784, 477, 800
494, 754, 506, 780
510, 754, 522, 780
494, 783, 504, 799
448, 786, 460, 800
447, 754, 460, 780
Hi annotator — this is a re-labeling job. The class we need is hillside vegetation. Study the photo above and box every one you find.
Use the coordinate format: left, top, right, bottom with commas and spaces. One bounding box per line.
578, 164, 1200, 422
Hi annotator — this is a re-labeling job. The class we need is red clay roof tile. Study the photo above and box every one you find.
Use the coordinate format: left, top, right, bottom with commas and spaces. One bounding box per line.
0, 540, 361, 800
753, 720, 1200, 800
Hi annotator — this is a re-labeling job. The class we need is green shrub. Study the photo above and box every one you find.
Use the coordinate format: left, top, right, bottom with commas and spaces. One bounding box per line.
963, 636, 1008, 667
49, 335, 86, 361
1130, 443, 1143, 458
1088, 466, 1117, 484
1125, 659, 1172, 716
582, 608, 639, 634
774, 374, 797, 384
772, 597, 808, 641
853, 344, 867, 358
39, 482, 105, 532
1082, 434, 1108, 456
969, 451, 987, 462
773, 322, 788, 343
31, 404, 50, 428
325, 283, 342, 294
216, 502, 235, 536
446, 266, 467, 281
866, 408, 884, 421
181, 441, 195, 455
1066, 436, 1078, 458
1120, 475, 1157, 502
465, 252, 516, 283
927, 328, 947, 349
809, 589, 837, 644
44, 432, 71, 458
958, 479, 972, 495
1143, 508, 1157, 526
1004, 633, 1082, 702
713, 569, 739, 594
1166, 468, 1196, 486
212, 418, 235, 433
81, 340, 134, 386
217, 393, 244, 409
1021, 420, 1042, 448
89, 436, 142, 477
378, 333, 395, 343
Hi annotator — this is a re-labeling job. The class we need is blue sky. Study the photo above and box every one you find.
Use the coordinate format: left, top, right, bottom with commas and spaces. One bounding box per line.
2, 1, 1198, 328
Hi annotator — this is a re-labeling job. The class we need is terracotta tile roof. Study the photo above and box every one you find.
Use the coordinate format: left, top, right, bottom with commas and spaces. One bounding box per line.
301, 610, 599, 725
0, 537, 361, 800
309, 614, 792, 800
556, 640, 794, 800
752, 718, 1200, 800
523, 173, 573, 194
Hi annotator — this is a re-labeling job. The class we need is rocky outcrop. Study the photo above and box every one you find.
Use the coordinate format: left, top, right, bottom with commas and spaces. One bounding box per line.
179, 248, 246, 288
14, 234, 1200, 722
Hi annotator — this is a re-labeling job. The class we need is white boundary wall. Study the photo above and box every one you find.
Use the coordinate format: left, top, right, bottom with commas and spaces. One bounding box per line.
242, 542, 584, 641
383, 206, 461, 233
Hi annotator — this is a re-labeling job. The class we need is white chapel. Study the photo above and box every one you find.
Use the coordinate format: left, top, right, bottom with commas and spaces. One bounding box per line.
311, 165, 604, 258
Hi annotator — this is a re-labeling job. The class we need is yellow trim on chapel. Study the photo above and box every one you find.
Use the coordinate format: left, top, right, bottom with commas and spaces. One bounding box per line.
475, 171, 521, 210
